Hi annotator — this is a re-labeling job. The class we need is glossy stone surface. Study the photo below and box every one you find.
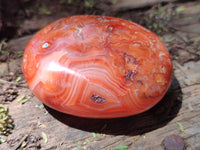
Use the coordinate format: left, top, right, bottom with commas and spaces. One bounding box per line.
22, 15, 172, 118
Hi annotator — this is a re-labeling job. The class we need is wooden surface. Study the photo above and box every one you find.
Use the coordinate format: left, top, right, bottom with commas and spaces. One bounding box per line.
1, 1, 200, 150
110, 0, 176, 10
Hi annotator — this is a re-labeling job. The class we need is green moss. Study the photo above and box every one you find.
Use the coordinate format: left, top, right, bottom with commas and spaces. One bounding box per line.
84, 0, 96, 8
143, 4, 175, 35
0, 105, 14, 135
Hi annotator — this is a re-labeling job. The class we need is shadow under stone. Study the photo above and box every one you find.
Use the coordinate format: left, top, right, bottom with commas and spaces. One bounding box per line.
45, 76, 182, 136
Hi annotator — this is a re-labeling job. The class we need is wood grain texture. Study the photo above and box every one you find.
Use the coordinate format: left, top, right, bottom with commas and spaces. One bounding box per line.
111, 0, 176, 10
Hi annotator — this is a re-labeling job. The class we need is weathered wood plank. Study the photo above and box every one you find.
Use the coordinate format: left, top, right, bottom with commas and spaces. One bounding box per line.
1, 1, 200, 150
110, 0, 176, 10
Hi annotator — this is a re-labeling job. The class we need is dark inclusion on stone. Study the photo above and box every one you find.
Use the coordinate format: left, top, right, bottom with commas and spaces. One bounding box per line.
125, 70, 136, 81
91, 94, 106, 104
124, 53, 137, 64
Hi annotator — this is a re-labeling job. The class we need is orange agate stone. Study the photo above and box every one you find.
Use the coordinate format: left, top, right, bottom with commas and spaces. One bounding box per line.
22, 15, 172, 118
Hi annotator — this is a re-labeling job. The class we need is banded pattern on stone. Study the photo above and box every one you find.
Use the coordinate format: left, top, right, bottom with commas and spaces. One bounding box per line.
22, 15, 172, 118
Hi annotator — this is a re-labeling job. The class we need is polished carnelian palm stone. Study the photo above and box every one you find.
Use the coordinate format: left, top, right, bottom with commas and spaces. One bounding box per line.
22, 15, 172, 118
